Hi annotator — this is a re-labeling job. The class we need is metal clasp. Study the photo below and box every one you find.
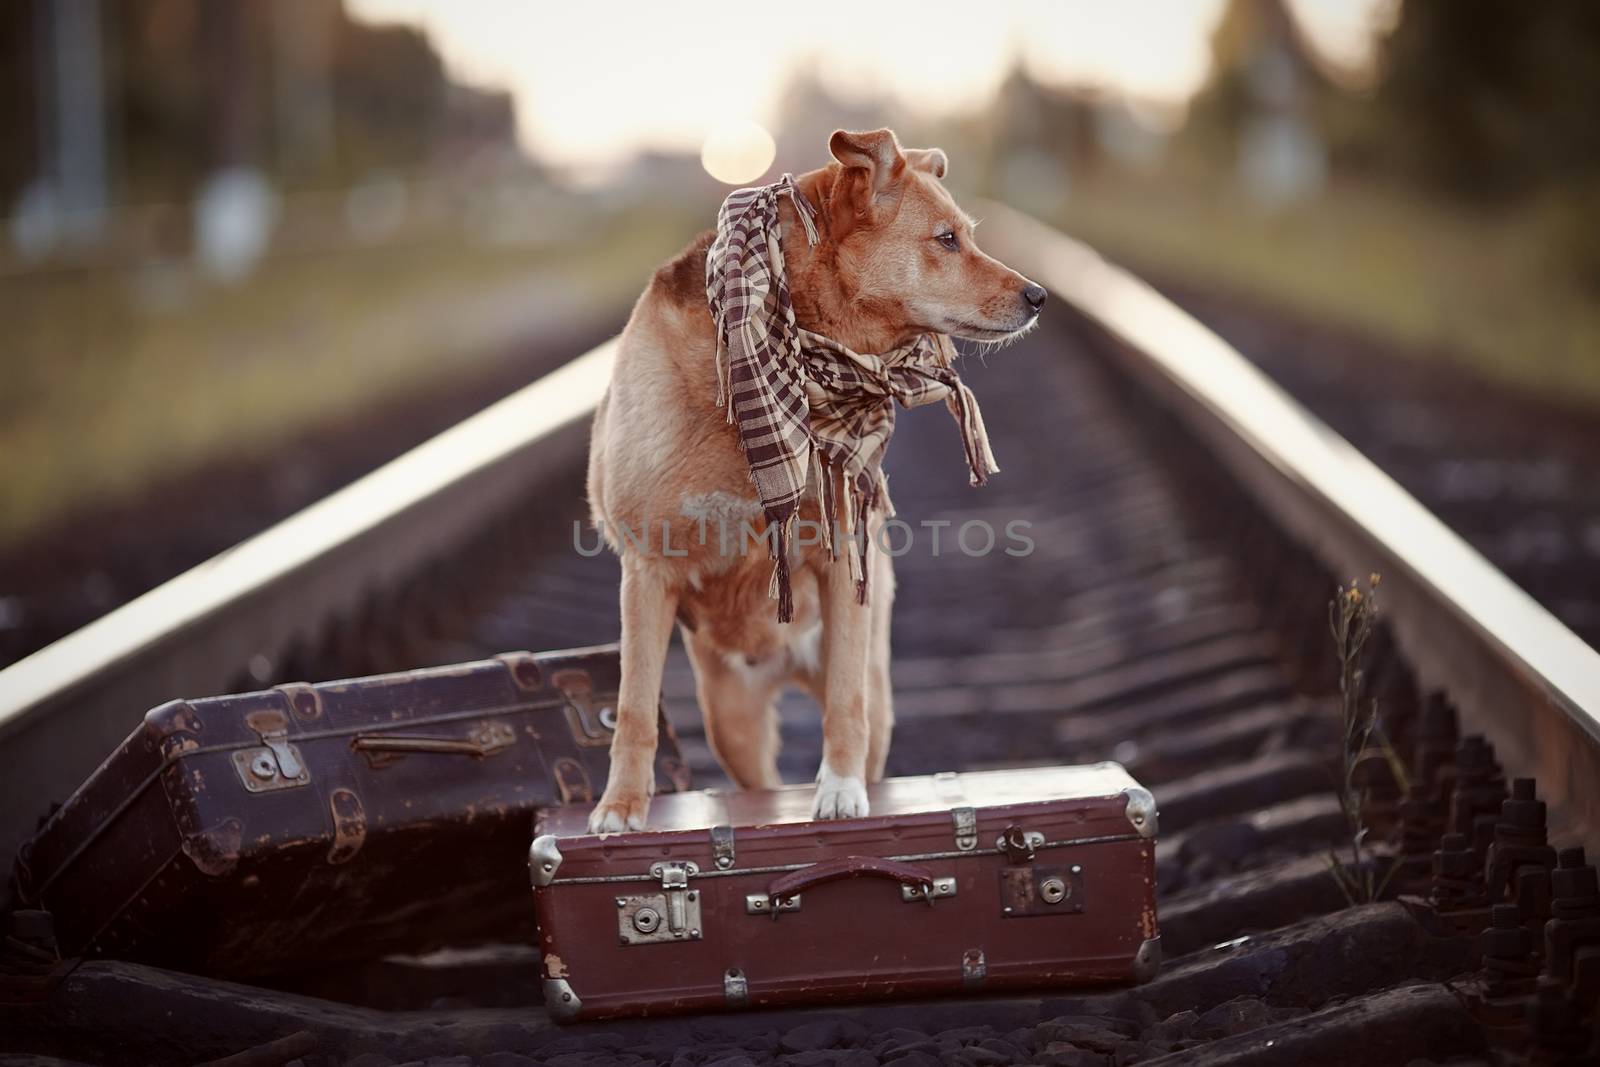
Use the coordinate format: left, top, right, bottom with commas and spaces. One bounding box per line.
233, 710, 310, 792
710, 824, 736, 869
551, 669, 615, 748
900, 876, 958, 904
617, 861, 702, 946
724, 967, 749, 1007
260, 729, 303, 779
655, 861, 690, 890
746, 892, 802, 915
999, 825, 1044, 864
952, 807, 978, 851
962, 948, 986, 988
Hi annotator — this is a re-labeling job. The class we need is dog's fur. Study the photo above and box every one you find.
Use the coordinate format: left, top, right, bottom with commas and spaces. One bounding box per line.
585, 129, 1043, 831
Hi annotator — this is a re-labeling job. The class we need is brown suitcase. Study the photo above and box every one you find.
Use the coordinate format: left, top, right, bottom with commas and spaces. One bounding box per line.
529, 763, 1159, 1021
12, 644, 689, 978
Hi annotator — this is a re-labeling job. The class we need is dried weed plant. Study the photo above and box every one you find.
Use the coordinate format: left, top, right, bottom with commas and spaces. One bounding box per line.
1326, 573, 1402, 906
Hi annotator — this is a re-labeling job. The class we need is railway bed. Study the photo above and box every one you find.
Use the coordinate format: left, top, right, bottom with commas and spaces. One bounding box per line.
2, 211, 1598, 1066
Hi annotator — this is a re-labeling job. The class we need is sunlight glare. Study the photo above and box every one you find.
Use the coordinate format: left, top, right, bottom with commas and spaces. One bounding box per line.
700, 120, 777, 186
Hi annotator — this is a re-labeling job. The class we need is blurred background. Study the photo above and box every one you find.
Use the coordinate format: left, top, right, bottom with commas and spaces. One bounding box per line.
3, 0, 1599, 667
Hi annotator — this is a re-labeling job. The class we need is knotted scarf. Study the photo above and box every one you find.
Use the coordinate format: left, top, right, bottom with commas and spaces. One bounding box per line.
706, 174, 998, 622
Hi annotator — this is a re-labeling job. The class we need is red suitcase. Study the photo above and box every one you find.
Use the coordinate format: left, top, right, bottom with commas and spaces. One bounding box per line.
12, 644, 689, 978
529, 763, 1159, 1021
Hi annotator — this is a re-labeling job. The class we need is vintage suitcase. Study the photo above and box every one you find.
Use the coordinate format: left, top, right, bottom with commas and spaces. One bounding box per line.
529, 763, 1158, 1021
12, 644, 689, 978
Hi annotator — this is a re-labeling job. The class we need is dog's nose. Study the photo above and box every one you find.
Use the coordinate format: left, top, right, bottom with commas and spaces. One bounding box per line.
1022, 284, 1047, 313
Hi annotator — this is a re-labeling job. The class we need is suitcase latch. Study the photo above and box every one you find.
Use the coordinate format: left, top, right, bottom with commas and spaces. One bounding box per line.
999, 825, 1045, 864
551, 669, 618, 748
233, 711, 310, 792
710, 824, 736, 869
951, 807, 978, 851
616, 860, 702, 947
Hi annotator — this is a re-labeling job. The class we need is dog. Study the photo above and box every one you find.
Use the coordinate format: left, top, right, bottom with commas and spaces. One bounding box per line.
585, 128, 1045, 832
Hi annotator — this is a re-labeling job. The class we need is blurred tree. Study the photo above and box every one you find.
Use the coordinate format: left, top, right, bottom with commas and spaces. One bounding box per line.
0, 4, 43, 205
1376, 1, 1600, 286
1185, 0, 1362, 204
1, 0, 519, 230
1376, 0, 1600, 200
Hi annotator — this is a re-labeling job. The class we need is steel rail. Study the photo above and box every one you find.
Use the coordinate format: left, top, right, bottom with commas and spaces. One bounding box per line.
979, 202, 1600, 858
0, 341, 616, 862
4, 205, 1598, 872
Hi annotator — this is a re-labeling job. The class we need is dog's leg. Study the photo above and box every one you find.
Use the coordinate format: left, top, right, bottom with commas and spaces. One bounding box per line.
813, 539, 873, 819
683, 630, 783, 789
589, 558, 677, 832
864, 546, 896, 782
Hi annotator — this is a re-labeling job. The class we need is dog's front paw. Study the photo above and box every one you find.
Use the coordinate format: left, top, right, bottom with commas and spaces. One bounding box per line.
811, 766, 869, 820
588, 787, 651, 833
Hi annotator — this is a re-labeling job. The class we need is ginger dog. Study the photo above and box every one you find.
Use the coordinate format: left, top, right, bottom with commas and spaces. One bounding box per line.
586, 128, 1045, 831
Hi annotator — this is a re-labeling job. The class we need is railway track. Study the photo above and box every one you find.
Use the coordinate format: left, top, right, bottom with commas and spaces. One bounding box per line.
3, 210, 1600, 1066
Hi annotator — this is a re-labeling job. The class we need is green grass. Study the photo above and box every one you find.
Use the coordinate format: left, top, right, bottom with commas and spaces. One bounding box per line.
0, 205, 703, 548
1043, 165, 1600, 409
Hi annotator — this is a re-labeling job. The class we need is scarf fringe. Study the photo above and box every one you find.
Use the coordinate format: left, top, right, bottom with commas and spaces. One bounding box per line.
814, 448, 836, 558
766, 511, 798, 624
949, 380, 1000, 486
782, 175, 821, 246
713, 318, 731, 414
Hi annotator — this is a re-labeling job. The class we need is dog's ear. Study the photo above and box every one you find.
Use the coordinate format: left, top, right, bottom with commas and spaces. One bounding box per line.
904, 148, 948, 179
828, 128, 907, 230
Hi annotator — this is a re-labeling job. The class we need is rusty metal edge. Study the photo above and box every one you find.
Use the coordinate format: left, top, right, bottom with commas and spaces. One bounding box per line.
0, 339, 617, 863
980, 201, 1600, 860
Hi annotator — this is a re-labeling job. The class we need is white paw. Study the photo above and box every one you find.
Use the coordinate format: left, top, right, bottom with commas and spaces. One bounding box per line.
587, 791, 650, 833
811, 766, 869, 820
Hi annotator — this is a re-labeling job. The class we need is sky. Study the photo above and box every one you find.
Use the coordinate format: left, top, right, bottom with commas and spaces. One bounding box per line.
347, 0, 1393, 175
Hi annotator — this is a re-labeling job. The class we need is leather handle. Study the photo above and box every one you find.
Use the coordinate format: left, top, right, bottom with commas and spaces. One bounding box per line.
766, 856, 935, 901
349, 722, 514, 765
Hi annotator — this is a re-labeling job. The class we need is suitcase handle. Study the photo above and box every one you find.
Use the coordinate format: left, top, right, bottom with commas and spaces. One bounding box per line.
350, 721, 516, 766
766, 856, 938, 904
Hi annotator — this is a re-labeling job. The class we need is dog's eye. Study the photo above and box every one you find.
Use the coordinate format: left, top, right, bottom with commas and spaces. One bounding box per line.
936, 231, 960, 252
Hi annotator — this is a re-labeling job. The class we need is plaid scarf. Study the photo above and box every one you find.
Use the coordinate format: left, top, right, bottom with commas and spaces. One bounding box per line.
706, 174, 999, 622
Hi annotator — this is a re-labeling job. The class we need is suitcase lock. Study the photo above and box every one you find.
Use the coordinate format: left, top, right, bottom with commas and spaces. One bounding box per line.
233, 711, 310, 792
997, 824, 1086, 918
616, 860, 702, 946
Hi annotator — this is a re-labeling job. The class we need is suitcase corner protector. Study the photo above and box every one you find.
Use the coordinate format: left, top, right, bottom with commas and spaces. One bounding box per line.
1132, 935, 1162, 983
530, 834, 563, 888
544, 977, 581, 1022
1121, 786, 1158, 839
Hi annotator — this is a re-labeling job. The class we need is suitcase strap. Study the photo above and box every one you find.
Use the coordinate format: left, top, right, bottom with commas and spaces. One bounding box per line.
765, 856, 942, 906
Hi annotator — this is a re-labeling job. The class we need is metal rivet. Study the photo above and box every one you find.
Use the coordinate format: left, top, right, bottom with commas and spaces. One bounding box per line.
615, 898, 626, 907
688, 891, 697, 901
